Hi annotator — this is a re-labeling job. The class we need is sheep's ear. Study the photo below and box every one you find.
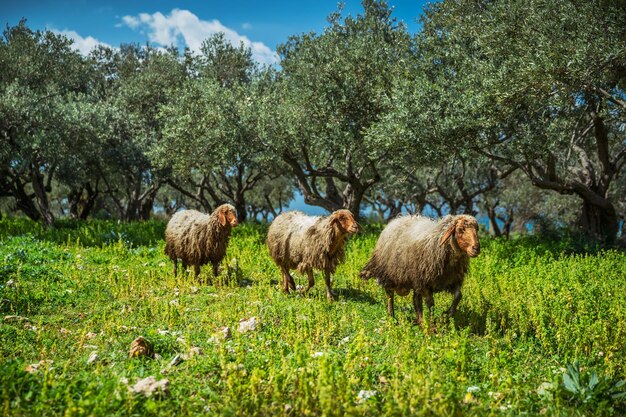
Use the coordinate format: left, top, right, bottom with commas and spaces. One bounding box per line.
439, 222, 456, 246
218, 210, 227, 226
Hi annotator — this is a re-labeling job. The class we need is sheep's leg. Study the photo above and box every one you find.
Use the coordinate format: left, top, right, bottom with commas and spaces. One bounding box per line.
423, 289, 435, 320
172, 260, 178, 278
303, 270, 315, 294
209, 261, 218, 286
413, 290, 424, 325
182, 261, 188, 276
323, 272, 336, 301
280, 267, 292, 293
194, 265, 204, 284
287, 272, 296, 291
385, 289, 395, 318
445, 285, 462, 317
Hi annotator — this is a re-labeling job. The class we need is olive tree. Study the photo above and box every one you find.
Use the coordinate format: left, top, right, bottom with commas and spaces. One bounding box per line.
382, 0, 625, 242
258, 1, 413, 219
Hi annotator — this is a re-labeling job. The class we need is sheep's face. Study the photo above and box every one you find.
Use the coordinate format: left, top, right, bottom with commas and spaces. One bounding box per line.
331, 210, 359, 235
440, 216, 480, 257
217, 205, 238, 227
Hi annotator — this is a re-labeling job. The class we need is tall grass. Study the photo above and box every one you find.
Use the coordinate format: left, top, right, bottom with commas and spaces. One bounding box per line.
1, 219, 624, 416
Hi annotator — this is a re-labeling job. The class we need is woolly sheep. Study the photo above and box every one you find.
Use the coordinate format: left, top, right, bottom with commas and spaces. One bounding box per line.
360, 214, 480, 324
267, 210, 358, 301
164, 204, 238, 282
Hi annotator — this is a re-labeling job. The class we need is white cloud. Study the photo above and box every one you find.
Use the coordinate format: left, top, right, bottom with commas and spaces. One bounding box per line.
52, 29, 113, 55
120, 15, 140, 29
242, 22, 252, 30
119, 9, 278, 65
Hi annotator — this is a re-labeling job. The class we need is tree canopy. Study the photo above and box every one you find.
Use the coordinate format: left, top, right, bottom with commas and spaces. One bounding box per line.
1, 1, 625, 242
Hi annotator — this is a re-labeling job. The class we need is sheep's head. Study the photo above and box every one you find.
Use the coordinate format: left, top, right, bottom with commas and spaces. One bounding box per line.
330, 209, 359, 235
216, 204, 238, 227
439, 215, 480, 257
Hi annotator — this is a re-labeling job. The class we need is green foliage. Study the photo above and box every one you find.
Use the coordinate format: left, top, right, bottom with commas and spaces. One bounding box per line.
538, 362, 626, 414
1, 219, 625, 416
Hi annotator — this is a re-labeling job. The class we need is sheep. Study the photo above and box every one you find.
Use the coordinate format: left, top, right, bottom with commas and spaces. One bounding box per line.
360, 214, 480, 324
164, 204, 238, 283
267, 209, 358, 301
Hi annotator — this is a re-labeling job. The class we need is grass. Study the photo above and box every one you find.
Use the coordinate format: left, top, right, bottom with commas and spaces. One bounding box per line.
1, 219, 625, 416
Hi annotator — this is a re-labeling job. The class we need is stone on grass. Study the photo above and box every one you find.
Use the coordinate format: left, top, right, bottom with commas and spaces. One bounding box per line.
25, 360, 53, 374
129, 336, 154, 359
129, 376, 170, 398
238, 317, 259, 333
4, 315, 30, 323
209, 326, 232, 343
87, 352, 99, 365
356, 390, 377, 403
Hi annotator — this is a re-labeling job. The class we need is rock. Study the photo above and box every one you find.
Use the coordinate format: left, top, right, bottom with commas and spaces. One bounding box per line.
119, 325, 137, 332
129, 336, 154, 359
168, 354, 183, 367
4, 315, 30, 323
129, 376, 170, 398
87, 352, 99, 364
189, 346, 203, 357
238, 317, 259, 333
356, 390, 377, 403
183, 346, 204, 360
209, 326, 232, 343
25, 360, 53, 374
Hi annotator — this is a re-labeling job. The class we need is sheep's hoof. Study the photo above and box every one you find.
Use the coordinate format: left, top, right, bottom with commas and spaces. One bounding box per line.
326, 292, 337, 302
442, 311, 455, 322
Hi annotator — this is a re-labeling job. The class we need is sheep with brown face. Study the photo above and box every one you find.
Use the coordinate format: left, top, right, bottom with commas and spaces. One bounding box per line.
164, 204, 238, 283
360, 214, 480, 324
267, 209, 358, 301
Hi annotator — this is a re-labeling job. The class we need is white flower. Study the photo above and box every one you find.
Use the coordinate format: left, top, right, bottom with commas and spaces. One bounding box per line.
467, 386, 480, 393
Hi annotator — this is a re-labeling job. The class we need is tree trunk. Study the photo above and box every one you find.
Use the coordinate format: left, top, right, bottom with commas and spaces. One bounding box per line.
68, 183, 98, 220
30, 166, 55, 226
579, 199, 618, 244
501, 208, 513, 239
12, 186, 42, 221
79, 183, 98, 220
233, 192, 247, 223
485, 205, 502, 237
387, 201, 403, 222
343, 182, 368, 221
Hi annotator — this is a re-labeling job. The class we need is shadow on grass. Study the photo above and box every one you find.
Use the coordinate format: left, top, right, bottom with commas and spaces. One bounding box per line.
334, 287, 378, 304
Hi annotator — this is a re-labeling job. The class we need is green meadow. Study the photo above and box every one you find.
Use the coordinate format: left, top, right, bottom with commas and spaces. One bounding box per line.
1, 219, 625, 416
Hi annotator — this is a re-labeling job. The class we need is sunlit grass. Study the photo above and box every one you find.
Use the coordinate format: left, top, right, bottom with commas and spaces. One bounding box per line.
1, 219, 625, 416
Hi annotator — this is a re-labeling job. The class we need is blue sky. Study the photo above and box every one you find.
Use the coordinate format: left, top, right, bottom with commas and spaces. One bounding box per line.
2, 0, 430, 63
